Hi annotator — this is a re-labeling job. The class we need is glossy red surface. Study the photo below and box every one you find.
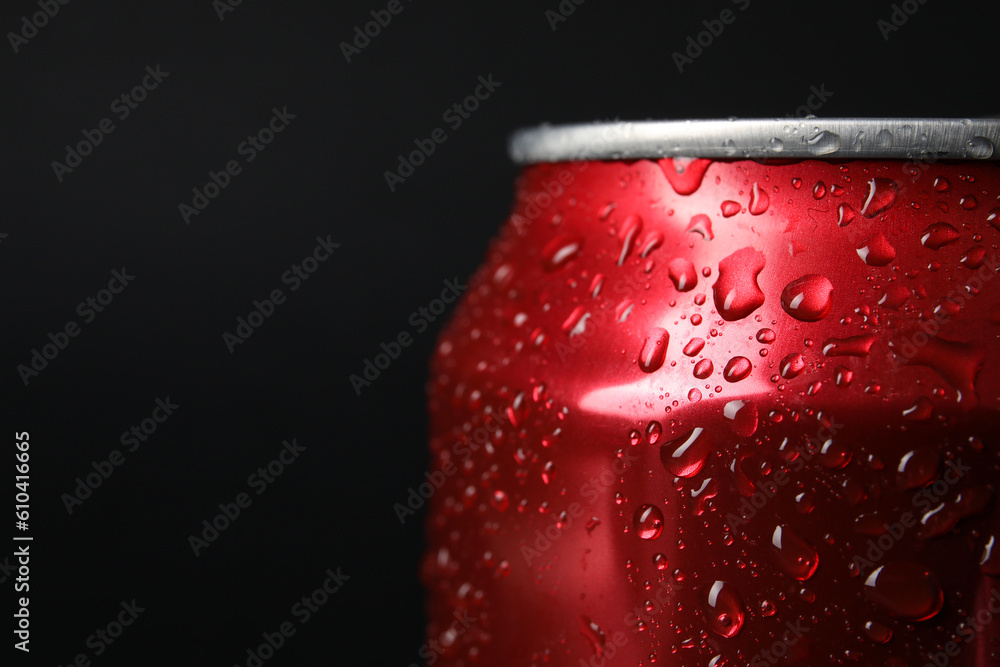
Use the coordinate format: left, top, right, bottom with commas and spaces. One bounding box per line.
424, 157, 1000, 665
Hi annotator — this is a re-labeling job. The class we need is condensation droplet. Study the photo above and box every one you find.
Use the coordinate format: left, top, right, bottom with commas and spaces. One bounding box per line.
721, 200, 741, 217
896, 447, 940, 490
856, 231, 896, 266
806, 130, 841, 156
714, 247, 766, 321
541, 234, 583, 271
921, 222, 961, 250
749, 182, 770, 215
634, 504, 664, 540
723, 356, 752, 382
860, 178, 898, 218
703, 580, 746, 638
771, 525, 819, 580
780, 353, 806, 379
864, 562, 943, 621
694, 359, 714, 379
638, 328, 670, 373
661, 428, 713, 478
781, 275, 834, 322
683, 337, 706, 357
668, 258, 699, 292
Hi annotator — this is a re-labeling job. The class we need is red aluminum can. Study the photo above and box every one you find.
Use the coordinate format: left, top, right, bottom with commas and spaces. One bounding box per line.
422, 119, 1000, 666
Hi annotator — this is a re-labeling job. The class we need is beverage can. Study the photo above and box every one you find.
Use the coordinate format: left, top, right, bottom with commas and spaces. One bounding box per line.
424, 118, 1000, 666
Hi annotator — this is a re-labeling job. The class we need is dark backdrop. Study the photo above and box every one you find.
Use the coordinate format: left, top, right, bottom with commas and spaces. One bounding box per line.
2, 0, 997, 664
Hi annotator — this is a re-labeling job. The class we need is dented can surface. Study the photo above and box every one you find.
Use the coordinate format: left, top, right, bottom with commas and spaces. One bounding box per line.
424, 119, 1000, 665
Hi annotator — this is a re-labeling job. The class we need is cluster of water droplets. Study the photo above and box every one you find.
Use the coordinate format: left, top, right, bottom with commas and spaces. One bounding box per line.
424, 154, 1000, 665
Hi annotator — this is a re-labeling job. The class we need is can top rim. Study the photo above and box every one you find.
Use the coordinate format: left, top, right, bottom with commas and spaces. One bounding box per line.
507, 118, 1000, 163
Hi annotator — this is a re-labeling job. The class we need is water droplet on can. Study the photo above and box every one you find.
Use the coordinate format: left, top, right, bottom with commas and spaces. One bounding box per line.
771, 525, 819, 580
856, 231, 897, 266
668, 258, 699, 292
721, 200, 741, 217
634, 504, 664, 539
860, 178, 898, 218
781, 275, 834, 322
864, 562, 943, 621
713, 248, 766, 321
660, 428, 713, 478
638, 328, 670, 373
541, 234, 583, 271
920, 222, 961, 250
703, 580, 746, 638
748, 182, 770, 215
723, 356, 752, 382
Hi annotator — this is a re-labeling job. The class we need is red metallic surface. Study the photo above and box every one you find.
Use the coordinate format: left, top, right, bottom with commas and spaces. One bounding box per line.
424, 157, 1000, 665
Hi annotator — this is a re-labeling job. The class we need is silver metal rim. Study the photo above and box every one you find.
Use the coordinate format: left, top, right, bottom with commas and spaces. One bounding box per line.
508, 118, 1000, 163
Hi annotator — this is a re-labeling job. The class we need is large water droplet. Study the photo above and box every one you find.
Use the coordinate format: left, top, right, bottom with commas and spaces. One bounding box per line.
541, 234, 583, 271
981, 535, 1000, 575
918, 484, 992, 539
659, 158, 712, 195
961, 246, 987, 270
781, 275, 834, 322
615, 299, 634, 323
806, 130, 841, 156
920, 222, 961, 250
863, 620, 892, 644
616, 214, 643, 266
646, 420, 663, 445
638, 328, 670, 373
780, 352, 806, 379
902, 396, 934, 421
703, 580, 746, 638
856, 231, 897, 266
562, 306, 589, 336
837, 203, 857, 227
683, 337, 705, 356
748, 182, 770, 216
771, 525, 819, 580
713, 247, 766, 321
721, 200, 741, 217
834, 365, 854, 387
897, 447, 940, 490
634, 504, 664, 539
860, 178, 898, 218
891, 336, 985, 407
661, 428, 713, 478
864, 562, 943, 621
817, 438, 852, 469
579, 616, 607, 657
668, 258, 698, 292
694, 359, 714, 379
822, 334, 878, 357
879, 284, 910, 310
724, 399, 758, 437
723, 356, 752, 382
988, 208, 1000, 232
967, 136, 994, 159
686, 213, 714, 240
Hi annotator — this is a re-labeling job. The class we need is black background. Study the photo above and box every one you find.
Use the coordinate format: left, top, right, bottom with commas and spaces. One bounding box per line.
1, 0, 997, 664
